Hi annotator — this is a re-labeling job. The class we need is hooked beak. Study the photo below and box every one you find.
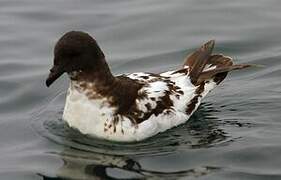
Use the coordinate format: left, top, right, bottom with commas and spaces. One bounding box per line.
46, 65, 65, 87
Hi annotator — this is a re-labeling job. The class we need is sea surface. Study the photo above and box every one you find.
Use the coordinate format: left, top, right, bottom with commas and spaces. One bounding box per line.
1, 0, 281, 179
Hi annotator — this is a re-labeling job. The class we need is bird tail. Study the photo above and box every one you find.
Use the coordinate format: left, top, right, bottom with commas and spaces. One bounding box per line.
183, 40, 251, 85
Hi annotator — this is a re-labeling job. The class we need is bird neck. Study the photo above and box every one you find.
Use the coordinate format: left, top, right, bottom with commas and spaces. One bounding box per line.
69, 58, 115, 90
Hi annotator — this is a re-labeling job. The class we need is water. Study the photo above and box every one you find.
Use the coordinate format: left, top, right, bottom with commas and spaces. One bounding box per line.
1, 0, 281, 179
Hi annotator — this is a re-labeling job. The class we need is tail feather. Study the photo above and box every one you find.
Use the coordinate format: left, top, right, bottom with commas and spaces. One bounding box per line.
184, 40, 215, 85
183, 40, 251, 86
197, 64, 252, 85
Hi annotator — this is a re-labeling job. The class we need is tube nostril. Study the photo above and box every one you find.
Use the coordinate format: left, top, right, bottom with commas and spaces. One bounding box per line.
49, 65, 59, 73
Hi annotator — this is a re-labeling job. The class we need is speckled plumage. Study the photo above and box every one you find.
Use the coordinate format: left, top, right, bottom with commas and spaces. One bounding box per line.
63, 68, 218, 141
46, 31, 251, 142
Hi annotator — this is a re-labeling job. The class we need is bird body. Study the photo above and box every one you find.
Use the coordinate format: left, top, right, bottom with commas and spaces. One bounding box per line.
63, 70, 217, 141
46, 31, 250, 142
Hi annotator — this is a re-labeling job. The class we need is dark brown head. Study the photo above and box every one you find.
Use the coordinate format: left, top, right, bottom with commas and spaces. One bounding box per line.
46, 31, 105, 87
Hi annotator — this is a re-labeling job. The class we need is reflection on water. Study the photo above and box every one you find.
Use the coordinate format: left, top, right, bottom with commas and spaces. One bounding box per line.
40, 148, 219, 180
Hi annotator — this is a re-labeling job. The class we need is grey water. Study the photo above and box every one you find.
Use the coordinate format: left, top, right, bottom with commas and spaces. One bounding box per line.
1, 0, 281, 179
